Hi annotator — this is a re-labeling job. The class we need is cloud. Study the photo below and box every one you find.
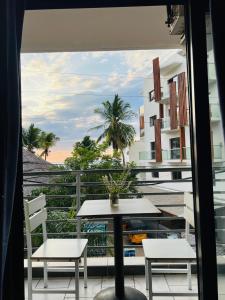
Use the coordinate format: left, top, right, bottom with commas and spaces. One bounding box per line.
121, 49, 179, 76
74, 115, 103, 129
21, 49, 179, 163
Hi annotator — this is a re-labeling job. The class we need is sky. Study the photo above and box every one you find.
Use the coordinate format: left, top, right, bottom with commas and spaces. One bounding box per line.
21, 49, 179, 163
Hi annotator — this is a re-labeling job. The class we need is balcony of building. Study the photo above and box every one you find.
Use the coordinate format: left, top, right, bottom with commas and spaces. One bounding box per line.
139, 151, 156, 161
159, 86, 170, 105
210, 103, 221, 122
23, 167, 197, 298
23, 167, 225, 299
161, 118, 180, 133
139, 145, 223, 163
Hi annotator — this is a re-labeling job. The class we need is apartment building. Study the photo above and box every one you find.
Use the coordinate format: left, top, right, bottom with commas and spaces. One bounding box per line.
129, 51, 224, 188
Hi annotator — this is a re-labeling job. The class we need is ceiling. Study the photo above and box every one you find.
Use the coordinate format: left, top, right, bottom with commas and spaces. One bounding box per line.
22, 6, 181, 53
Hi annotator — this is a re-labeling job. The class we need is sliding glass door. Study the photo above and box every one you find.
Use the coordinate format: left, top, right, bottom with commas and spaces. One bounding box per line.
205, 12, 225, 300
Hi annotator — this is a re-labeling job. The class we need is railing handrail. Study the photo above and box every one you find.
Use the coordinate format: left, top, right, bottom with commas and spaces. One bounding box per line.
23, 166, 193, 177
23, 166, 225, 259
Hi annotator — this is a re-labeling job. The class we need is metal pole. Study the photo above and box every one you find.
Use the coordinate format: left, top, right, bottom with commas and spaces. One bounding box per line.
76, 172, 81, 239
113, 216, 125, 298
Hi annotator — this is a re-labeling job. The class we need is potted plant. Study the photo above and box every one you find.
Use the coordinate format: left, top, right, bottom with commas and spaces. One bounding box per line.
102, 168, 132, 206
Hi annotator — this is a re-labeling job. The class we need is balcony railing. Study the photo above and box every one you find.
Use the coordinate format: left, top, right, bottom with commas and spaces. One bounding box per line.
139, 146, 223, 162
165, 148, 180, 160
161, 117, 181, 131
139, 150, 155, 160
161, 118, 170, 130
210, 103, 221, 120
23, 166, 225, 274
181, 145, 223, 160
182, 147, 191, 160
213, 145, 223, 160
23, 167, 195, 258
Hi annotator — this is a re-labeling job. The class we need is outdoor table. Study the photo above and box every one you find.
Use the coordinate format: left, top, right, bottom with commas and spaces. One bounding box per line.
77, 198, 161, 300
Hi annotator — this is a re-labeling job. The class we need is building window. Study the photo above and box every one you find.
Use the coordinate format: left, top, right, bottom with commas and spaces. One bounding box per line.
170, 137, 180, 159
150, 115, 157, 127
171, 171, 182, 180
149, 90, 154, 101
150, 142, 156, 159
152, 171, 159, 178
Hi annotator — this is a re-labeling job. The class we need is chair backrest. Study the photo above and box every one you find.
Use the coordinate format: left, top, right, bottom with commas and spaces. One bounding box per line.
184, 192, 195, 228
24, 194, 47, 258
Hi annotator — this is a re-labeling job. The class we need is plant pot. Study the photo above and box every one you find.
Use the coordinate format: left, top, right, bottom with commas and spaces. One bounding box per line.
109, 193, 119, 207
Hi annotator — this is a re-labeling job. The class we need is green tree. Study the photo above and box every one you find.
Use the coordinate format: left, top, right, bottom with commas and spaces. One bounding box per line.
22, 123, 41, 153
39, 132, 60, 160
30, 136, 139, 256
65, 136, 107, 170
92, 94, 136, 166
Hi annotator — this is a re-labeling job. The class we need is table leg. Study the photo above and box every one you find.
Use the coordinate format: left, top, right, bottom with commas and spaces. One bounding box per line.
94, 215, 147, 300
148, 261, 153, 300
114, 216, 125, 298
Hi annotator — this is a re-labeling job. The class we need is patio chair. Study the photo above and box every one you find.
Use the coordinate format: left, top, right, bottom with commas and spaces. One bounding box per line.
142, 192, 197, 299
24, 194, 88, 300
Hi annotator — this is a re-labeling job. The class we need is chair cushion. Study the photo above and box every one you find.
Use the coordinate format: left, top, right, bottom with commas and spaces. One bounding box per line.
142, 239, 196, 261
31, 239, 88, 261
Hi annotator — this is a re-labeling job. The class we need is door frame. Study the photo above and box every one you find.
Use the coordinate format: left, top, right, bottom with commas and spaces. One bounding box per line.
21, 1, 218, 299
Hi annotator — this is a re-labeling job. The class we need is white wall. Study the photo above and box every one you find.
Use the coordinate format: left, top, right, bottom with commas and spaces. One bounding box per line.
129, 140, 145, 166
128, 49, 224, 187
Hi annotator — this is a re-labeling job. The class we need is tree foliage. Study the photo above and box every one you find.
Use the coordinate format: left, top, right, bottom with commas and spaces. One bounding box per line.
29, 135, 138, 256
39, 131, 60, 160
22, 123, 41, 152
22, 123, 59, 160
91, 94, 136, 165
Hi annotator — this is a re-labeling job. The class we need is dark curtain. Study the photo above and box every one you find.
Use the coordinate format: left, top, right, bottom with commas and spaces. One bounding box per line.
0, 1, 25, 300
210, 0, 225, 138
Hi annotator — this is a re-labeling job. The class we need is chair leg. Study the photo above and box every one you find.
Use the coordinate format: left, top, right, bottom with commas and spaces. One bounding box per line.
148, 261, 153, 300
43, 261, 48, 288
187, 263, 192, 290
27, 259, 33, 300
75, 260, 79, 300
145, 258, 149, 290
84, 247, 88, 288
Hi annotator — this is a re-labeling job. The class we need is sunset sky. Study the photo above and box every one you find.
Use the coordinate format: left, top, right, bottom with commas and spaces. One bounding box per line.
21, 49, 178, 163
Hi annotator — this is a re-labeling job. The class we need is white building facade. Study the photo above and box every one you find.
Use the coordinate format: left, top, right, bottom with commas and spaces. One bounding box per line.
129, 51, 225, 189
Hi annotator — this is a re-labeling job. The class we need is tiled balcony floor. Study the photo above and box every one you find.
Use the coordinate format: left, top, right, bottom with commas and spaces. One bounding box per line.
24, 274, 199, 300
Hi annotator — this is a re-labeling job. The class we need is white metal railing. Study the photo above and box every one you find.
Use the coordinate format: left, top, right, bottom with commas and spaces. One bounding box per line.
23, 167, 225, 262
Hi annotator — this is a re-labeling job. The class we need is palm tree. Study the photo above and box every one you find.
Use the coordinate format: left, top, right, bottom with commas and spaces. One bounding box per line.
39, 132, 60, 160
92, 94, 136, 165
22, 123, 41, 153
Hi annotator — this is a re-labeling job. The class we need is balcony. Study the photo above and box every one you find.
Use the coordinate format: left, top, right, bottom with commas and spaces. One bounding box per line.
23, 167, 225, 298
158, 87, 170, 104
213, 145, 223, 160
162, 148, 189, 161
161, 118, 179, 133
208, 62, 217, 82
181, 145, 223, 161
24, 167, 199, 298
210, 103, 221, 122
139, 148, 192, 162
139, 151, 155, 161
139, 145, 223, 162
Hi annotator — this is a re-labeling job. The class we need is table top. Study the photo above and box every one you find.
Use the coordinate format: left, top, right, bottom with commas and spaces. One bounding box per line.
142, 239, 196, 261
77, 198, 161, 218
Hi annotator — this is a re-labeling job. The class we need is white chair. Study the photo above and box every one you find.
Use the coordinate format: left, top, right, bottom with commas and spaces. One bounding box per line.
24, 194, 88, 300
142, 192, 197, 299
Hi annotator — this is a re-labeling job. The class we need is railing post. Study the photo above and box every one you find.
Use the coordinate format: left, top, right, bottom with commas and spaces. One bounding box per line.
76, 172, 81, 239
